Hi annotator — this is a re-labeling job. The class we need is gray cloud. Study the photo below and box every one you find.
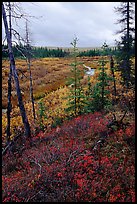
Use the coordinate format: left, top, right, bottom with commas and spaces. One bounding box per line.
3, 2, 123, 47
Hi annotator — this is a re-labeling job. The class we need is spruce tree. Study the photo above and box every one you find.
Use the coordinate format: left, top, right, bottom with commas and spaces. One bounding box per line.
87, 58, 112, 112
115, 2, 135, 88
65, 37, 85, 116
82, 75, 95, 114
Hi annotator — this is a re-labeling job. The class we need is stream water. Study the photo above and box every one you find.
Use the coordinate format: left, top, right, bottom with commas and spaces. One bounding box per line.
83, 64, 95, 76
2, 109, 7, 114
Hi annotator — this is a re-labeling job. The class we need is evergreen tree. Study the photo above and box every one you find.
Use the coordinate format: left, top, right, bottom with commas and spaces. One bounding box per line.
115, 2, 135, 88
83, 76, 94, 113
102, 42, 117, 104
101, 41, 109, 56
65, 37, 86, 116
86, 58, 112, 112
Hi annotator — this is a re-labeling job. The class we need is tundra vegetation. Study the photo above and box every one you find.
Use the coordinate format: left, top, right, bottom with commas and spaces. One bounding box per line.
2, 2, 135, 202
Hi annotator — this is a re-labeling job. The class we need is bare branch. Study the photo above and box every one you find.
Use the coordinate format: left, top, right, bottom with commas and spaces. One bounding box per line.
2, 48, 9, 52
2, 2, 31, 138
25, 190, 42, 202
16, 68, 28, 79
11, 28, 25, 43
120, 110, 128, 123
29, 158, 42, 174
2, 36, 7, 45
6, 14, 24, 19
13, 44, 27, 59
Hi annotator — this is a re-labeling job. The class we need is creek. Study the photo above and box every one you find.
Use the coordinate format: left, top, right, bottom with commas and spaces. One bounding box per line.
83, 64, 95, 76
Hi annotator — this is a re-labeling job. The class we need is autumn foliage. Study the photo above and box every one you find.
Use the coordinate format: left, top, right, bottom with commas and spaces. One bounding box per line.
2, 56, 135, 202
2, 111, 135, 202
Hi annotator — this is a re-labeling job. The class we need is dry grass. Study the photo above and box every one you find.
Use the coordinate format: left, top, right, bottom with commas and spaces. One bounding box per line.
2, 56, 135, 146
2, 56, 100, 108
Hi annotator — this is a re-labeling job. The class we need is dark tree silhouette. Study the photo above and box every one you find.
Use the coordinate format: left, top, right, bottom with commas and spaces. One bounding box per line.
115, 2, 135, 88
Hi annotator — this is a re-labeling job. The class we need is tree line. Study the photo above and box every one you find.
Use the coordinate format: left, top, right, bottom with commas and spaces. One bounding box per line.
2, 44, 120, 59
2, 45, 69, 58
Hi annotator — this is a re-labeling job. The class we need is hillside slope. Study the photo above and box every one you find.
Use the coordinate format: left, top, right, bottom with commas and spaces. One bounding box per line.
2, 111, 135, 202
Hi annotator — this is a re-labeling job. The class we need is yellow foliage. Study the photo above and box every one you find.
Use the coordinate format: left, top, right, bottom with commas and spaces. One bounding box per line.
2, 56, 135, 145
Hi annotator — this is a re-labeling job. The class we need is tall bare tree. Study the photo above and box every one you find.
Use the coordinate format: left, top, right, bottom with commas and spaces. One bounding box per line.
2, 2, 31, 138
25, 19, 36, 120
6, 2, 12, 144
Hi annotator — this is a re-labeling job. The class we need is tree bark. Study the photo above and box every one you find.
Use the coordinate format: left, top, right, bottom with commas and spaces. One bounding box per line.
2, 2, 31, 138
6, 2, 12, 144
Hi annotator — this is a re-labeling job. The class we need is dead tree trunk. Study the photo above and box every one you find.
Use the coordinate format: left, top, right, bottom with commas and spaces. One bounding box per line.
25, 20, 36, 120
2, 2, 31, 138
6, 2, 12, 144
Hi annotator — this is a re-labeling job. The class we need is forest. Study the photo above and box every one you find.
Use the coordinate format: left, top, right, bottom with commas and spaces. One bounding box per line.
2, 44, 118, 58
2, 2, 135, 202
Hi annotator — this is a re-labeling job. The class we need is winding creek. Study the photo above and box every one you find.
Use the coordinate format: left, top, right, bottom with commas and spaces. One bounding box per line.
83, 64, 96, 76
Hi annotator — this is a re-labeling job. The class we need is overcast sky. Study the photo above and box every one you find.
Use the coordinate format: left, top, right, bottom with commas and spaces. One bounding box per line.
3, 2, 124, 47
